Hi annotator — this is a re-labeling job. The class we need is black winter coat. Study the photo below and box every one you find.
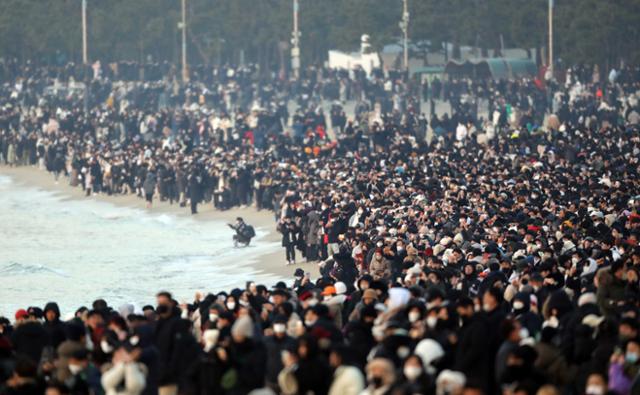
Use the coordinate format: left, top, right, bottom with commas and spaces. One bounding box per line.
454, 314, 491, 392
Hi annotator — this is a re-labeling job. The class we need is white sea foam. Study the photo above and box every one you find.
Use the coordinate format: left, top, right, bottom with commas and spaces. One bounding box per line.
0, 175, 282, 316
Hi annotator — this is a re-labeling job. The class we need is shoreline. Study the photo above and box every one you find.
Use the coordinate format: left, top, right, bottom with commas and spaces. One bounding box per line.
0, 165, 320, 297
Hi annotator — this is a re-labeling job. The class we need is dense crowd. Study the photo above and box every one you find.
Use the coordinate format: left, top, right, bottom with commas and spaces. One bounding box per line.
1, 59, 640, 395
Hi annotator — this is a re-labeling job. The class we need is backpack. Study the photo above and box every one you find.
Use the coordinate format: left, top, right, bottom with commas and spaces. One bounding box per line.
244, 225, 256, 238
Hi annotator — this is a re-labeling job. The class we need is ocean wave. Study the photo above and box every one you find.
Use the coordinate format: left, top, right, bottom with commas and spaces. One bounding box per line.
0, 262, 69, 277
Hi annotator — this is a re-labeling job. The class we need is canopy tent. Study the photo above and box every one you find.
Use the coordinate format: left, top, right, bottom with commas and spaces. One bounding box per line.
444, 58, 537, 80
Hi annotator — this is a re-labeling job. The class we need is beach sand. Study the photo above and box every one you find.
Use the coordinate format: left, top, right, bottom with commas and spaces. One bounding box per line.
0, 165, 320, 282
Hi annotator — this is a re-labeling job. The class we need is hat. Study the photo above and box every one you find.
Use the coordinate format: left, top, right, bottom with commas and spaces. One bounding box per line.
436, 370, 466, 392
299, 291, 314, 301
578, 292, 597, 306
14, 309, 28, 320
273, 281, 287, 290
582, 314, 605, 328
231, 316, 254, 339
363, 289, 377, 300
321, 286, 337, 296
294, 268, 305, 277
414, 339, 445, 374
334, 282, 347, 295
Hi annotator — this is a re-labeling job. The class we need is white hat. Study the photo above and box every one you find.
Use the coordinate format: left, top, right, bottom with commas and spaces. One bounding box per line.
578, 292, 597, 307
436, 370, 466, 394
203, 329, 220, 352
231, 316, 254, 339
334, 282, 347, 295
582, 314, 605, 328
415, 339, 445, 374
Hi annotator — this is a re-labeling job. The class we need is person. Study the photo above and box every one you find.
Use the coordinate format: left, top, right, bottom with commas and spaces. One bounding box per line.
153, 292, 182, 395
454, 297, 491, 392
327, 344, 365, 395
225, 315, 267, 394
400, 354, 433, 395
263, 316, 296, 391
228, 217, 255, 247
1, 356, 44, 395
43, 302, 67, 351
280, 218, 298, 265
101, 347, 148, 395
143, 169, 156, 209
10, 311, 48, 366
361, 358, 397, 395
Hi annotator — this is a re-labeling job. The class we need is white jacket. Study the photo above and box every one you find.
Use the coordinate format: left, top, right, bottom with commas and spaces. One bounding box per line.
101, 362, 147, 395
329, 366, 365, 395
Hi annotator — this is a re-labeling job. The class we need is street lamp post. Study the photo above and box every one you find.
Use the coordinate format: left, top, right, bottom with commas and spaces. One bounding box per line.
291, 0, 300, 79
180, 0, 188, 83
548, 0, 554, 77
82, 0, 88, 64
400, 0, 410, 71
82, 0, 89, 113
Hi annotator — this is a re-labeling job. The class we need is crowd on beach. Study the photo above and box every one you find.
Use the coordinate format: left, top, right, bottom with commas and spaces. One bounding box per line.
2, 58, 640, 395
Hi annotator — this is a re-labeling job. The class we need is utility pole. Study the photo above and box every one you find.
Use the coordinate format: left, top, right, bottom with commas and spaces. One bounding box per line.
82, 0, 88, 113
180, 0, 188, 83
291, 0, 300, 79
82, 0, 88, 64
400, 0, 410, 71
548, 0, 554, 77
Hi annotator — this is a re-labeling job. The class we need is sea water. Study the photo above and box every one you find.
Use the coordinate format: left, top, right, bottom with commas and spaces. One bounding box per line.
0, 174, 283, 317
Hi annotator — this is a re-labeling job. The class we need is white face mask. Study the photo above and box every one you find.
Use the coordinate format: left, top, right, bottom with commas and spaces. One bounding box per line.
585, 385, 604, 395
307, 299, 318, 306
209, 313, 218, 322
100, 340, 113, 354
519, 327, 530, 340
226, 302, 236, 310
273, 323, 286, 334
304, 319, 316, 327
483, 303, 493, 312
404, 366, 422, 381
68, 364, 83, 375
426, 316, 438, 329
408, 311, 421, 323
513, 301, 524, 310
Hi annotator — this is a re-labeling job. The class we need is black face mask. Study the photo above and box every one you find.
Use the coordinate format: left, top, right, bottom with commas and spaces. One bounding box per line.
370, 376, 384, 389
156, 304, 169, 315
